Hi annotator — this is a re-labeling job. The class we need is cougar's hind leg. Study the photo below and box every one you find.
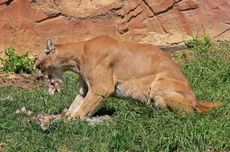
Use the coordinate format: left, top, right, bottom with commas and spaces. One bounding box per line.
150, 76, 196, 113
150, 91, 195, 114
164, 91, 194, 113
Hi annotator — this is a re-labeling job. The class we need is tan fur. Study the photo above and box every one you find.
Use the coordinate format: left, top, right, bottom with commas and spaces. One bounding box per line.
36, 36, 223, 119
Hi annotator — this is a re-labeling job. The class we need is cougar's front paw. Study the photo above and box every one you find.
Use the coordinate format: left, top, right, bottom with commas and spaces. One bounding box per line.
65, 111, 85, 121
64, 111, 75, 121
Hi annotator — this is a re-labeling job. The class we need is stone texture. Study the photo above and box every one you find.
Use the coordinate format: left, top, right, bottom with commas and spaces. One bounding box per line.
0, 0, 230, 55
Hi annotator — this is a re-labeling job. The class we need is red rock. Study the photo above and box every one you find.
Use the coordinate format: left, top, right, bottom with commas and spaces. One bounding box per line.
0, 0, 229, 55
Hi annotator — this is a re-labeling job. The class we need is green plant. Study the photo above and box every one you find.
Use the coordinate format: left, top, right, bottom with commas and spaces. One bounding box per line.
185, 34, 211, 53
0, 47, 34, 74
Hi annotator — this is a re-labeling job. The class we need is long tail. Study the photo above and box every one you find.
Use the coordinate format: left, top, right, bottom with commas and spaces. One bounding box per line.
195, 101, 223, 113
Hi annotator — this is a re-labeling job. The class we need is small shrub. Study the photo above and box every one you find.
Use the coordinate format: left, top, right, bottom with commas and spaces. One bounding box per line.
185, 34, 211, 49
184, 34, 215, 61
0, 47, 34, 74
185, 34, 211, 53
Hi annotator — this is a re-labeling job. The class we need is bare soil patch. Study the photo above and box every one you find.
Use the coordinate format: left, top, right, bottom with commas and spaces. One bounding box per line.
0, 73, 43, 88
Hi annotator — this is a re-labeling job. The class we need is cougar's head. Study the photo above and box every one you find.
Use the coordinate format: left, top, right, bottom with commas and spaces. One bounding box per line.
36, 39, 63, 95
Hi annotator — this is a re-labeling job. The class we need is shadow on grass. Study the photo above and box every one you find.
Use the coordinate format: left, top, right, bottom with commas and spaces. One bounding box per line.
94, 106, 116, 117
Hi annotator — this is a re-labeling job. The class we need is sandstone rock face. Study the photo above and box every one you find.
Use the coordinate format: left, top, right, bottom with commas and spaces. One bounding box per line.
0, 0, 230, 55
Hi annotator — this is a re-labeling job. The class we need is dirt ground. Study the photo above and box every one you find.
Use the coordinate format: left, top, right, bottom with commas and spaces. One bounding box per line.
0, 73, 44, 88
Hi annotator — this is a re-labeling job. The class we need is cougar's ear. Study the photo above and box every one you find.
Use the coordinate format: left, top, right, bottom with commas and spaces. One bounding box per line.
45, 39, 56, 54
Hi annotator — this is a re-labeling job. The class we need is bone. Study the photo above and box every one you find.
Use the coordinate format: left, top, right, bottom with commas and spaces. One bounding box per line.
48, 81, 61, 95
48, 86, 55, 95
0, 143, 6, 151
32, 114, 63, 131
31, 108, 111, 130
86, 115, 111, 125
15, 107, 33, 116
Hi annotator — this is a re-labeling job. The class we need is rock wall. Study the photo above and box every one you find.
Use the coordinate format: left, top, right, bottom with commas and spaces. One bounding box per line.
0, 0, 230, 55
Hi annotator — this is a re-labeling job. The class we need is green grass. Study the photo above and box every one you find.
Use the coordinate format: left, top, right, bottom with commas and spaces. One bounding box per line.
1, 39, 230, 151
